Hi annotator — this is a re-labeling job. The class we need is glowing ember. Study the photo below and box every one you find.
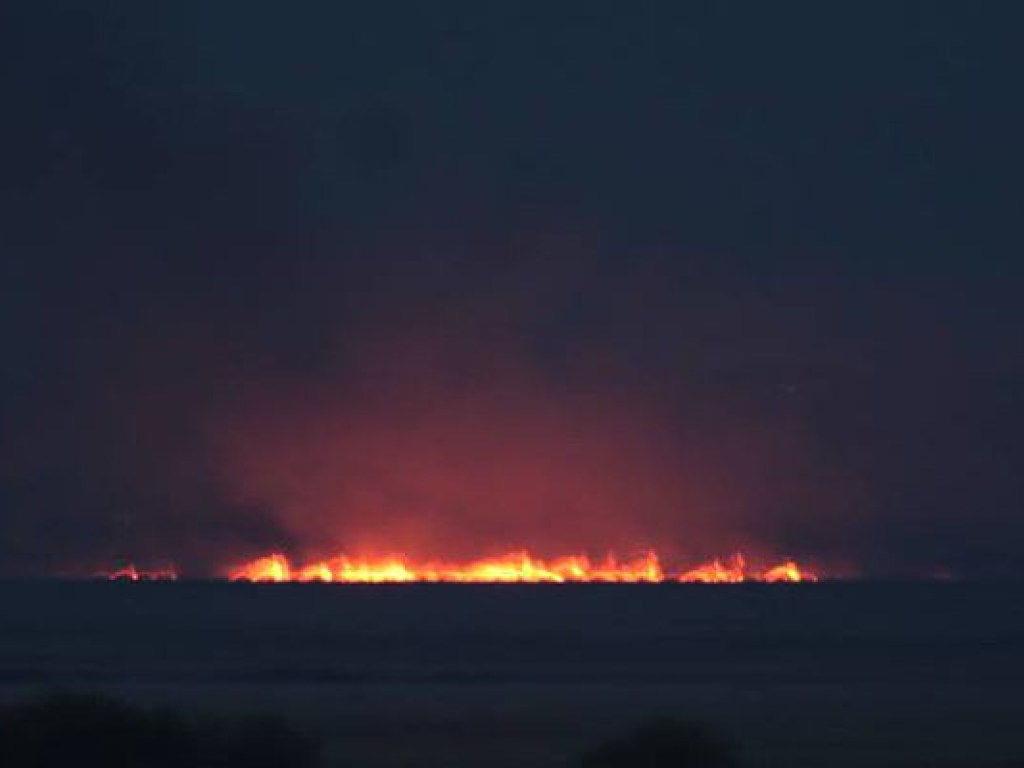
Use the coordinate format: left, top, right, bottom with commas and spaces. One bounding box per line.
226, 551, 816, 583
100, 564, 179, 581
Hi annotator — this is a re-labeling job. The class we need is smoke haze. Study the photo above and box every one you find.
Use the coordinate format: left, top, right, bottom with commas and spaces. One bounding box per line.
1, 2, 1022, 577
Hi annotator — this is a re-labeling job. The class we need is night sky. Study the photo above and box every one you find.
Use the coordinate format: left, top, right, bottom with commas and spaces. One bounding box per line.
1, 2, 1022, 577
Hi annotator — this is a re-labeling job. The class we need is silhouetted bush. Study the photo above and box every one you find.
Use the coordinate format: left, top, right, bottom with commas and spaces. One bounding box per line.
0, 694, 319, 768
579, 718, 740, 768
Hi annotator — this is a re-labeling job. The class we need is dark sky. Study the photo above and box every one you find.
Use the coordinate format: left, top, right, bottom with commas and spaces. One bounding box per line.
1, 2, 1022, 577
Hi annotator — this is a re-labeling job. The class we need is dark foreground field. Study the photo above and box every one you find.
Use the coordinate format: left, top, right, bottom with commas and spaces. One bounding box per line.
0, 582, 1021, 767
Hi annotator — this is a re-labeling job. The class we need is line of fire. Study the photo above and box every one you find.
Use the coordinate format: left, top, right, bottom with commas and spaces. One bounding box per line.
97, 552, 816, 583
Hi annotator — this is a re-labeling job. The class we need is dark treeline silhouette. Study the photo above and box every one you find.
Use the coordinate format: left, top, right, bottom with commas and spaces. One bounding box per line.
0, 694, 319, 768
0, 695, 741, 768
579, 719, 740, 768
7, 693, 1020, 767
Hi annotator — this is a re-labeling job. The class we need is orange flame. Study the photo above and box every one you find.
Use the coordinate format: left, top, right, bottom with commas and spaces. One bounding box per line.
226, 551, 816, 583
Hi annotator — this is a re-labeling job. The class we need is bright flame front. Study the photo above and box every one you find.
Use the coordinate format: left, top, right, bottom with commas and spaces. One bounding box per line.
226, 551, 815, 583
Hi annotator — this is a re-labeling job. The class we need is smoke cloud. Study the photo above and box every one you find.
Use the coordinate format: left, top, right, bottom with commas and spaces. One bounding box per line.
207, 316, 835, 566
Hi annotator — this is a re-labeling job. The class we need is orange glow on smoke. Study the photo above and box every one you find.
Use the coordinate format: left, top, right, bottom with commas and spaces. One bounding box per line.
225, 551, 816, 583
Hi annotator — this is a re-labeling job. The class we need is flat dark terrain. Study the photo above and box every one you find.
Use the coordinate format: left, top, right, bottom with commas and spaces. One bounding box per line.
0, 583, 1021, 767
